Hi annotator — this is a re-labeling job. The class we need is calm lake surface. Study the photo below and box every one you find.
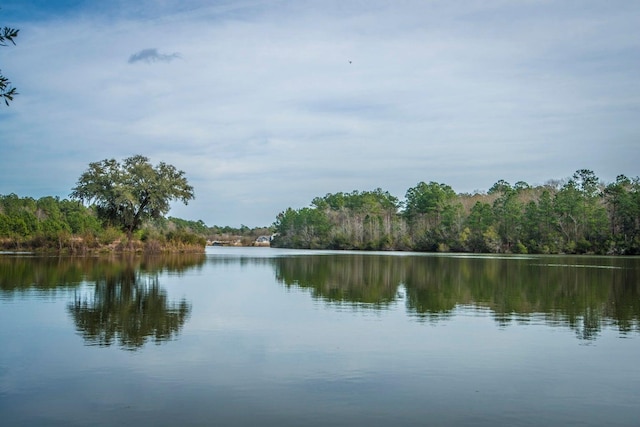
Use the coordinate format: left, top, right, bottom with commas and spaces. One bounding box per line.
1, 247, 639, 426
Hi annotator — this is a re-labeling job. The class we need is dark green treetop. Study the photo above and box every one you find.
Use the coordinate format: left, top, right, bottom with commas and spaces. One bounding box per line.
70, 155, 194, 236
1, 25, 19, 105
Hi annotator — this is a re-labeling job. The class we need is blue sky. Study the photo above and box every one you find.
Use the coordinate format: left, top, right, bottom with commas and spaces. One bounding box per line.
1, 0, 638, 227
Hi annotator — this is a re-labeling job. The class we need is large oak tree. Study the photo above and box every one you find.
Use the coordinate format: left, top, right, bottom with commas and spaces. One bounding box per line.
71, 155, 194, 236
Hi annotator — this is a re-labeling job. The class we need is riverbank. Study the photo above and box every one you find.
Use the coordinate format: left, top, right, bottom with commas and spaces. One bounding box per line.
0, 235, 206, 254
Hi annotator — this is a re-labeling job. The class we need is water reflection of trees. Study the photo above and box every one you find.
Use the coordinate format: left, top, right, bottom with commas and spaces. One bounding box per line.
273, 255, 640, 340
275, 255, 401, 308
0, 253, 205, 292
68, 268, 191, 350
0, 253, 204, 349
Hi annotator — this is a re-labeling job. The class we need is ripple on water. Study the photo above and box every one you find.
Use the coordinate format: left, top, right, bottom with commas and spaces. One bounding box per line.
532, 263, 622, 269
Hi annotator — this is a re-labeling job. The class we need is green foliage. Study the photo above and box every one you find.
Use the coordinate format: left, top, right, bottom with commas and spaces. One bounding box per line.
167, 217, 209, 235
273, 207, 331, 248
492, 187, 524, 252
553, 171, 610, 254
1, 25, 19, 105
604, 175, 640, 254
488, 179, 512, 195
0, 193, 206, 253
167, 230, 207, 247
513, 241, 528, 254
403, 182, 460, 250
0, 194, 38, 237
97, 226, 123, 245
464, 201, 494, 252
2, 168, 638, 255
307, 188, 401, 250
70, 155, 194, 235
404, 181, 456, 223
272, 170, 640, 255
59, 199, 102, 234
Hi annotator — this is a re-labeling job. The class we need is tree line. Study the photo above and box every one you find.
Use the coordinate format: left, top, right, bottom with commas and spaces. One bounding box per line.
0, 192, 270, 252
0, 193, 207, 252
272, 169, 640, 255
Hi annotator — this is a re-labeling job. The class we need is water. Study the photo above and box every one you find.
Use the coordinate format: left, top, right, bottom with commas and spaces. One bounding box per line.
1, 247, 639, 426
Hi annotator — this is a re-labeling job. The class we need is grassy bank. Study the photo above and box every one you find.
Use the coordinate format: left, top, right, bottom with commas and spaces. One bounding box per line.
0, 229, 206, 254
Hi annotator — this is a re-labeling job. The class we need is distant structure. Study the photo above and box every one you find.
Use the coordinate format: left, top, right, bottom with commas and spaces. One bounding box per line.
208, 239, 242, 246
254, 236, 271, 247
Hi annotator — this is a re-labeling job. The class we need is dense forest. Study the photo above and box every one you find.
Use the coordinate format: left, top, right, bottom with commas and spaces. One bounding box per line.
272, 169, 640, 255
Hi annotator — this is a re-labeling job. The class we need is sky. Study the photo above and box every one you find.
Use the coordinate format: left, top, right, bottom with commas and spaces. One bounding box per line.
1, 0, 638, 227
